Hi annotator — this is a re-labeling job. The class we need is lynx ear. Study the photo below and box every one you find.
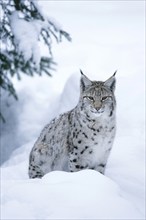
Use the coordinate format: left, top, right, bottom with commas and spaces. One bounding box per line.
104, 70, 117, 92
80, 70, 92, 91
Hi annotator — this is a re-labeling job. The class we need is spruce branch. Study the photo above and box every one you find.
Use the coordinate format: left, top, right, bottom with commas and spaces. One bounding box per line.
0, 0, 71, 122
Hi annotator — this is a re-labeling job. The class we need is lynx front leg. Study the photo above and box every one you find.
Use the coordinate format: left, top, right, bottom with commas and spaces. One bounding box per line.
28, 141, 53, 178
95, 163, 106, 174
28, 164, 44, 178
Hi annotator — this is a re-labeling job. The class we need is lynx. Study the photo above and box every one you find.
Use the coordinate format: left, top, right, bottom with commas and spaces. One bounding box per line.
29, 70, 116, 178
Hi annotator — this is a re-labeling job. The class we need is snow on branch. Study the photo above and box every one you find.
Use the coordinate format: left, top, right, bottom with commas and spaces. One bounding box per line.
0, 0, 71, 122
1, 0, 71, 71
9, 11, 41, 68
9, 7, 71, 68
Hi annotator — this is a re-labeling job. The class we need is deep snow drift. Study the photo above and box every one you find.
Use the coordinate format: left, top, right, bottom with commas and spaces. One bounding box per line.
1, 1, 145, 220
1, 169, 143, 220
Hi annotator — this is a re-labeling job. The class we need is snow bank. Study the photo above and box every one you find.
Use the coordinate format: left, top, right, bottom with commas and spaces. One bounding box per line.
1, 169, 142, 220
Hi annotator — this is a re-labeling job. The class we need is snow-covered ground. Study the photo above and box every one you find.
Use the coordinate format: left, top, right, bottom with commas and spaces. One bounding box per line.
1, 1, 145, 219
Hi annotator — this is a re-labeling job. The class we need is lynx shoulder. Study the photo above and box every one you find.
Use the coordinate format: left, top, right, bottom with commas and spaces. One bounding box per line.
29, 70, 116, 178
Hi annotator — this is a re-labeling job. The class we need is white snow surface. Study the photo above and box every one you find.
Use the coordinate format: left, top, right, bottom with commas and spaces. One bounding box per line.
1, 1, 145, 220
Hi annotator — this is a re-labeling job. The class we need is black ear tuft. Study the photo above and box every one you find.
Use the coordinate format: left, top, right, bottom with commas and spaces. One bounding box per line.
80, 69, 84, 75
113, 70, 117, 77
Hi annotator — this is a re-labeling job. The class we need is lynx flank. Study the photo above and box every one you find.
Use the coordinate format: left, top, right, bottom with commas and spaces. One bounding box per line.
29, 71, 116, 178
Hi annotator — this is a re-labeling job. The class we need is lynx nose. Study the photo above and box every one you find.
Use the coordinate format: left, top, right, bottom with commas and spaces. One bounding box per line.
94, 101, 102, 110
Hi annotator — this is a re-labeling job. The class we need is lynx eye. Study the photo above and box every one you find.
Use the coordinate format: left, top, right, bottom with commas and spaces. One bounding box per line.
101, 96, 111, 101
83, 96, 94, 101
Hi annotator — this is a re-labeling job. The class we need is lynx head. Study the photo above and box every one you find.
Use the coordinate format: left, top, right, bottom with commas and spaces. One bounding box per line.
79, 70, 116, 118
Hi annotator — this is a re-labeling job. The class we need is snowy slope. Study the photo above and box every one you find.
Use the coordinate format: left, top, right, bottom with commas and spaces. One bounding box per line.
1, 1, 145, 219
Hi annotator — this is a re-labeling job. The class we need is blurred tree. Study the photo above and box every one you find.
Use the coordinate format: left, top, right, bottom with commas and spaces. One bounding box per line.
0, 0, 71, 122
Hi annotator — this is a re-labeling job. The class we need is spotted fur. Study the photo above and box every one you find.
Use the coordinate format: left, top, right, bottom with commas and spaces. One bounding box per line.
28, 71, 116, 178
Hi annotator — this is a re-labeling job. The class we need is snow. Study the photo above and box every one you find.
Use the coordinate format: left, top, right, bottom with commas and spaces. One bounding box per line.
31, 0, 63, 31
9, 1, 70, 69
1, 1, 145, 220
10, 11, 42, 67
1, 170, 143, 220
9, 9, 64, 68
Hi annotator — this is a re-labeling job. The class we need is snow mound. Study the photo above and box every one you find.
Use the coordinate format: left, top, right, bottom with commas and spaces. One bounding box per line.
1, 170, 142, 220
